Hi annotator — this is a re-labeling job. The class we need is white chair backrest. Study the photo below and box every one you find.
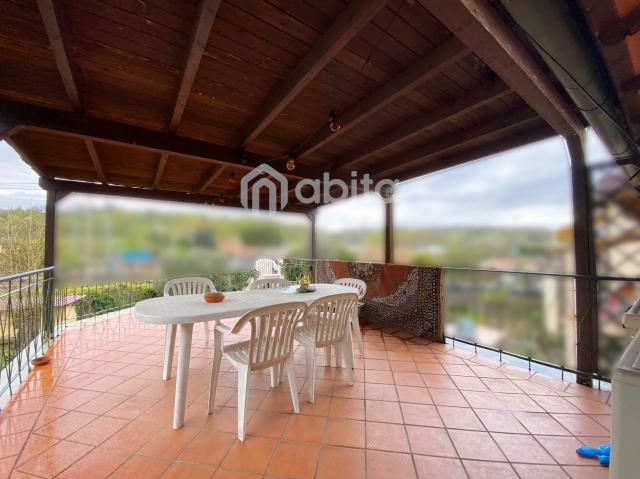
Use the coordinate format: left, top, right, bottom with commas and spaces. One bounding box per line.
232, 302, 308, 370
333, 278, 366, 300
164, 277, 215, 296
255, 258, 281, 278
248, 278, 293, 290
308, 293, 358, 347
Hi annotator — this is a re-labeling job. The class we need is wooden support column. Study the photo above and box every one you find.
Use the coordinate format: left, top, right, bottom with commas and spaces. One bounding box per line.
567, 134, 598, 386
384, 197, 394, 264
43, 190, 57, 338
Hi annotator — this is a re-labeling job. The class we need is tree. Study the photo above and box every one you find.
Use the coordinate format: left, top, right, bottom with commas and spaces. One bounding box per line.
0, 208, 45, 276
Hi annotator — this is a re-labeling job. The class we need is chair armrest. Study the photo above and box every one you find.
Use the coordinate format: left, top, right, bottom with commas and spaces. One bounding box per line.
214, 323, 232, 335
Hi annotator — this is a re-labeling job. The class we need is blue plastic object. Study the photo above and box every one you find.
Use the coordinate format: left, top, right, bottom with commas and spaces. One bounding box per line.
598, 454, 610, 466
576, 444, 611, 458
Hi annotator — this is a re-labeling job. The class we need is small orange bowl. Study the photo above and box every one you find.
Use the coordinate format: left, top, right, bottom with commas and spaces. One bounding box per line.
204, 292, 225, 303
31, 356, 51, 367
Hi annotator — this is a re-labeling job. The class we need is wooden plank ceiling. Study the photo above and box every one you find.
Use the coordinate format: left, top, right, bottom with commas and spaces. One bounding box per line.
0, 0, 586, 211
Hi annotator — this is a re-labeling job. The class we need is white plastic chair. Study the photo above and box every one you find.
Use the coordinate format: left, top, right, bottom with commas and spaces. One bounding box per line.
255, 258, 282, 279
247, 277, 292, 290
162, 277, 215, 380
207, 301, 307, 441
333, 278, 366, 358
295, 293, 358, 403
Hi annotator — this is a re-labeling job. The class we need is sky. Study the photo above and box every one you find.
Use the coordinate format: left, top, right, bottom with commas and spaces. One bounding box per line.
0, 129, 614, 230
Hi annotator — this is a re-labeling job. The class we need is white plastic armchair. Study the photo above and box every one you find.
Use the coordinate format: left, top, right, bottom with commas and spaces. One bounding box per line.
333, 278, 366, 358
247, 277, 293, 290
255, 258, 282, 279
162, 277, 216, 380
294, 293, 358, 403
208, 301, 308, 440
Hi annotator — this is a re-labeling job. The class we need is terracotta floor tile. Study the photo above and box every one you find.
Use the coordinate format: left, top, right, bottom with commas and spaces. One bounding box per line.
514, 412, 571, 436
66, 416, 129, 446
512, 463, 569, 479
363, 370, 394, 384
550, 414, 609, 436
416, 363, 447, 375
298, 395, 331, 416
14, 434, 58, 467
213, 468, 262, 479
177, 429, 235, 466
366, 450, 416, 479
47, 390, 101, 410
33, 407, 70, 430
364, 359, 391, 371
222, 436, 277, 474
392, 371, 425, 387
364, 383, 398, 401
495, 393, 544, 412
328, 398, 365, 420
400, 403, 443, 427
137, 425, 199, 460
531, 395, 582, 414
413, 455, 467, 479
159, 462, 215, 479
101, 420, 164, 454
266, 441, 320, 479
0, 413, 39, 435
333, 382, 365, 399
0, 456, 17, 479
110, 455, 170, 479
56, 448, 129, 479
0, 432, 28, 459
316, 445, 365, 479
35, 411, 97, 439
244, 410, 289, 438
365, 421, 410, 452
258, 392, 295, 413
406, 425, 457, 457
451, 376, 488, 391
535, 436, 596, 466
17, 440, 93, 478
443, 364, 475, 377
482, 379, 522, 394
462, 460, 517, 479
473, 409, 527, 433
429, 389, 469, 407
322, 417, 365, 448
461, 391, 503, 409
1, 398, 46, 417
437, 406, 484, 431
448, 430, 506, 461
365, 400, 403, 423
389, 360, 418, 372
73, 392, 129, 416
396, 386, 432, 404
562, 465, 609, 479
491, 432, 555, 464
283, 414, 326, 442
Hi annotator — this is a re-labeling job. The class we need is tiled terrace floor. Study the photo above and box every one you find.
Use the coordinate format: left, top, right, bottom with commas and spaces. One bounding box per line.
0, 312, 611, 479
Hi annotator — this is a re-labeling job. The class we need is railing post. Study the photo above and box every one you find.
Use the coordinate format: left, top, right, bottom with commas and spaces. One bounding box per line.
384, 193, 394, 264
307, 209, 317, 261
42, 190, 57, 340
566, 134, 598, 386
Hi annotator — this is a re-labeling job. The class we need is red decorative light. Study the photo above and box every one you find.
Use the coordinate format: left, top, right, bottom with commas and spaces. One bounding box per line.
228, 172, 236, 184
329, 111, 341, 132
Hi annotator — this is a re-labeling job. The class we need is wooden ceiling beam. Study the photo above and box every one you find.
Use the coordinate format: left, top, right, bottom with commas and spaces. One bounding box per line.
333, 80, 510, 173
84, 139, 107, 184
169, 0, 221, 132
0, 99, 317, 180
599, 4, 640, 45
621, 73, 640, 92
419, 0, 582, 138
193, 164, 226, 194
292, 37, 469, 158
39, 177, 312, 213
370, 106, 538, 178
37, 0, 82, 111
236, 0, 389, 149
392, 123, 556, 183
152, 152, 168, 189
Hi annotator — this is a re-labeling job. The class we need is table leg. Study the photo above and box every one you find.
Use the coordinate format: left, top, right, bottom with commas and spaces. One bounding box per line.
208, 327, 223, 414
163, 324, 177, 380
173, 323, 193, 429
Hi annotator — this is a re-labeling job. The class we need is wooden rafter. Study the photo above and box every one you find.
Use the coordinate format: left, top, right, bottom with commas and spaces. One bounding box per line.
333, 80, 510, 173
599, 4, 640, 45
39, 178, 311, 213
236, 0, 389, 149
152, 153, 168, 189
420, 0, 582, 137
84, 139, 107, 184
3, 135, 46, 178
621, 73, 640, 92
292, 37, 469, 158
37, 0, 82, 111
0, 100, 317, 180
194, 164, 226, 194
371, 106, 538, 178
169, 0, 221, 132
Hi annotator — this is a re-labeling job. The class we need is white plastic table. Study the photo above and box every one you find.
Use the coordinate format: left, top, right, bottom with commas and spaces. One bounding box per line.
134, 283, 355, 428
